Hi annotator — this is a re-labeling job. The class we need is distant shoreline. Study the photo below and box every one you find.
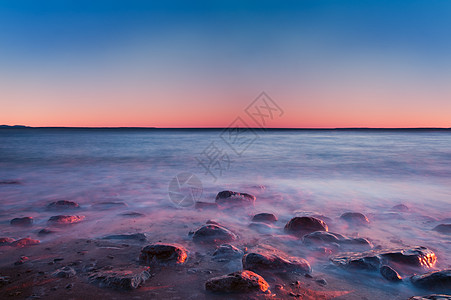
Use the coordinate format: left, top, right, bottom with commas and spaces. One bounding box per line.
1, 125, 451, 131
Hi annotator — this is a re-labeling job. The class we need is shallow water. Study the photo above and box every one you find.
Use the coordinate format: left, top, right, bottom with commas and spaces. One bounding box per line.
0, 128, 450, 298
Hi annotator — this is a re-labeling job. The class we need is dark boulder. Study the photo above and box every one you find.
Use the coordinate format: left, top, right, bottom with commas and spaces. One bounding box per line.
139, 243, 187, 265
212, 244, 244, 260
52, 266, 76, 278
48, 215, 85, 225
102, 233, 147, 241
47, 200, 80, 210
205, 270, 270, 293
192, 224, 237, 244
215, 191, 256, 207
89, 267, 151, 290
119, 212, 145, 217
340, 212, 369, 225
0, 237, 15, 246
38, 228, 55, 236
433, 224, 451, 235
411, 270, 451, 291
10, 238, 40, 248
409, 295, 451, 300
380, 265, 402, 282
284, 217, 328, 236
331, 246, 436, 271
243, 252, 311, 275
10, 217, 33, 226
252, 213, 278, 223
303, 231, 372, 250
391, 204, 409, 212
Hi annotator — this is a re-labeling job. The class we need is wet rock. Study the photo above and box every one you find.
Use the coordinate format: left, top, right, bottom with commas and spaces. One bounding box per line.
206, 220, 220, 225
0, 237, 16, 246
205, 270, 270, 293
139, 243, 187, 265
340, 237, 373, 249
243, 252, 311, 275
10, 217, 33, 226
340, 212, 369, 225
248, 222, 273, 234
331, 246, 436, 271
119, 212, 145, 217
89, 267, 151, 290
411, 270, 451, 291
380, 265, 402, 282
213, 244, 244, 260
194, 202, 218, 210
391, 204, 409, 212
10, 238, 40, 248
14, 256, 29, 265
102, 233, 147, 241
38, 228, 55, 236
284, 217, 328, 236
0, 180, 21, 185
315, 278, 327, 286
0, 276, 11, 286
47, 200, 80, 210
252, 213, 278, 223
48, 215, 85, 225
192, 224, 237, 244
303, 231, 345, 244
409, 295, 451, 300
215, 191, 256, 207
433, 224, 451, 235
52, 266, 76, 278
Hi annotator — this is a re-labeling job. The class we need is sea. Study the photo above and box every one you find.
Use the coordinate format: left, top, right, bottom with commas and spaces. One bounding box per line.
0, 128, 450, 298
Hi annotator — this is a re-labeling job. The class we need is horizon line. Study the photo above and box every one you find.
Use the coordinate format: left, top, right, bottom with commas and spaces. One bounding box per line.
1, 125, 451, 130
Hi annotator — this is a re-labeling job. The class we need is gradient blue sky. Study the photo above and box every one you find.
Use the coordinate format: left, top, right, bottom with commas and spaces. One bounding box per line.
1, 1, 451, 127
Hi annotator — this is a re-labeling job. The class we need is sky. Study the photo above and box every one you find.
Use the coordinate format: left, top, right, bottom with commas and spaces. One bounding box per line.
1, 0, 451, 128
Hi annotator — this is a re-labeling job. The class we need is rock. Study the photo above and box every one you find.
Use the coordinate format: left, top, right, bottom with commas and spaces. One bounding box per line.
119, 212, 145, 217
38, 228, 55, 236
48, 215, 85, 225
10, 238, 40, 248
411, 270, 451, 291
284, 217, 328, 236
380, 265, 402, 282
252, 213, 277, 223
192, 224, 237, 244
52, 266, 76, 278
331, 246, 436, 271
433, 224, 451, 235
340, 212, 369, 225
102, 233, 147, 241
243, 252, 311, 275
391, 204, 409, 212
47, 200, 80, 210
10, 217, 33, 226
194, 202, 218, 209
89, 267, 151, 290
215, 191, 256, 207
303, 231, 344, 244
315, 278, 327, 286
213, 244, 244, 260
0, 276, 11, 286
205, 270, 270, 293
0, 237, 16, 246
14, 256, 29, 265
0, 180, 21, 184
139, 243, 187, 265
248, 222, 273, 234
408, 295, 451, 300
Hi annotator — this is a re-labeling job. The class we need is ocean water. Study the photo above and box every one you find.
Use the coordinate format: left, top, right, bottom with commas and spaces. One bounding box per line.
0, 128, 450, 297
